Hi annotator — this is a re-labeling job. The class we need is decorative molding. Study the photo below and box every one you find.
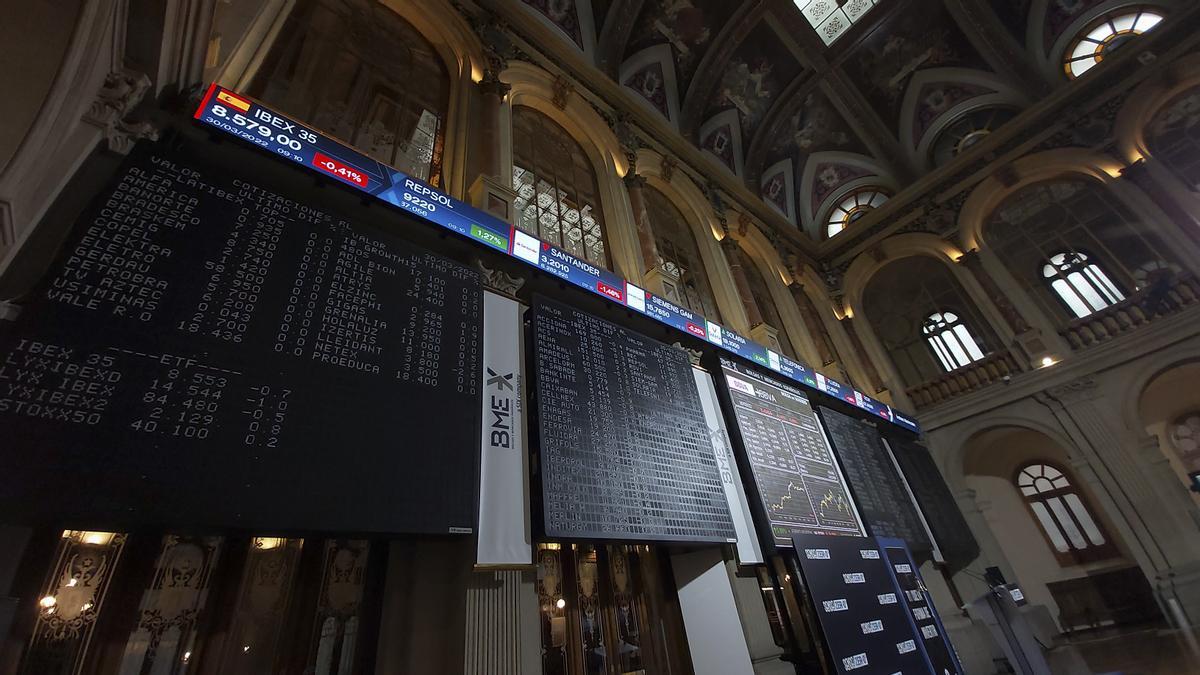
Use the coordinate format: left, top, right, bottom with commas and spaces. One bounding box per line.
476, 260, 527, 297
551, 74, 574, 110
83, 69, 159, 154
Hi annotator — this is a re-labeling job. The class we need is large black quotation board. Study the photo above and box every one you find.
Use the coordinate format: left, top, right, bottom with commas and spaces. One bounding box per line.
793, 534, 929, 674
719, 358, 863, 547
0, 143, 482, 534
818, 406, 932, 553
887, 440, 981, 572
532, 296, 735, 543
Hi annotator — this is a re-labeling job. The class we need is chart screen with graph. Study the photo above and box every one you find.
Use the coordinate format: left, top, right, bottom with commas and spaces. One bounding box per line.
719, 358, 864, 546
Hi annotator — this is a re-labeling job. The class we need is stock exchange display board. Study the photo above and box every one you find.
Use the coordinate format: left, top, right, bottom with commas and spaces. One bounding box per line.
719, 359, 863, 547
0, 143, 482, 534
889, 440, 981, 572
532, 296, 735, 542
818, 406, 931, 553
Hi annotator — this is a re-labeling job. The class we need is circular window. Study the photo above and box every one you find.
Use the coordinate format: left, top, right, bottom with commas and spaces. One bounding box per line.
826, 187, 889, 238
1063, 8, 1164, 79
930, 107, 1018, 167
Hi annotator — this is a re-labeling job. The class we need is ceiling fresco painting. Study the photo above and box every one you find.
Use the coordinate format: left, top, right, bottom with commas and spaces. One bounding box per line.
542, 0, 1180, 241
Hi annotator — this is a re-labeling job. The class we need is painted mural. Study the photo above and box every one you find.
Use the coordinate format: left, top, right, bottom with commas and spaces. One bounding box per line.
843, 0, 986, 127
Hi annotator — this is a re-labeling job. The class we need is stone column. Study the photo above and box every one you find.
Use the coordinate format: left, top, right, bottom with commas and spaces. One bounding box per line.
722, 239, 764, 328
838, 317, 882, 394
477, 74, 510, 181
958, 250, 1031, 335
624, 173, 660, 274
1037, 381, 1200, 619
788, 282, 838, 366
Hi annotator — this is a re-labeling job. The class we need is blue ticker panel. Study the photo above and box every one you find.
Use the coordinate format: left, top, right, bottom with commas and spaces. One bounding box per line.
193, 84, 919, 433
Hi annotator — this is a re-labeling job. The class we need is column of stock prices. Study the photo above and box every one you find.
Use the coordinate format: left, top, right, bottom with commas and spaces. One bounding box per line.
0, 144, 482, 534
818, 406, 931, 553
532, 296, 735, 542
720, 358, 863, 547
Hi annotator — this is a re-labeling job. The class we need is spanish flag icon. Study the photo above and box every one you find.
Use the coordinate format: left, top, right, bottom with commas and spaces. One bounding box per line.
216, 90, 251, 112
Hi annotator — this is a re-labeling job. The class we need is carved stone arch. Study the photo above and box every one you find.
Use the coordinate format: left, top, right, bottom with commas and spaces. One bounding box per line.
381, 0, 486, 196
899, 67, 1028, 170
1114, 52, 1200, 164
951, 418, 1085, 494
502, 61, 639, 278
801, 151, 898, 238
619, 43, 680, 127
377, 0, 486, 81
678, 0, 769, 135
842, 235, 1018, 398
842, 234, 966, 331
957, 148, 1125, 252
634, 147, 750, 332
1119, 346, 1200, 437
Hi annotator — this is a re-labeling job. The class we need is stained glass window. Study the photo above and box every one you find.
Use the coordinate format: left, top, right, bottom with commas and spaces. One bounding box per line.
827, 187, 889, 238
512, 107, 610, 269
1063, 8, 1164, 79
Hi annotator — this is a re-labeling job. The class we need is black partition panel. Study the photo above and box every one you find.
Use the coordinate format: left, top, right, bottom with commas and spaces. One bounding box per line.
532, 296, 734, 542
882, 540, 965, 674
818, 406, 931, 552
0, 143, 482, 534
888, 439, 981, 572
792, 534, 929, 674
718, 358, 863, 547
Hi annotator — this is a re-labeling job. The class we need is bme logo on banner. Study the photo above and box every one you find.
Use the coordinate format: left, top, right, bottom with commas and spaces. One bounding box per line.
486, 367, 515, 449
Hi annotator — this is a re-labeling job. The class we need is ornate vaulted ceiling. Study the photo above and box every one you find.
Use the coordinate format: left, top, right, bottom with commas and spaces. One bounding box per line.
504, 0, 1180, 243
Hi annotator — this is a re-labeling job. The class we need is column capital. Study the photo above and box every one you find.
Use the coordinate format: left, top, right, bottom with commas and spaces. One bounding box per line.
478, 73, 511, 98
623, 173, 647, 190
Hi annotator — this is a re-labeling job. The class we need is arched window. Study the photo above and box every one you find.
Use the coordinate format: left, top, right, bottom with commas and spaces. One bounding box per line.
248, 0, 450, 184
1016, 463, 1118, 565
643, 185, 722, 320
986, 179, 1174, 324
863, 257, 998, 387
922, 311, 985, 371
827, 187, 889, 238
512, 107, 610, 268
1042, 251, 1125, 318
1063, 7, 1164, 79
930, 107, 1018, 167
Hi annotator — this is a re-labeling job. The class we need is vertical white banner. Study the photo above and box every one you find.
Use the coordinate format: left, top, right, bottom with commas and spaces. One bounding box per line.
693, 368, 765, 565
477, 292, 532, 567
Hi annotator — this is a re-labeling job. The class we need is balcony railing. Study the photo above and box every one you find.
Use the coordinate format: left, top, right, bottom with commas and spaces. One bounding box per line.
1061, 274, 1200, 349
905, 350, 1023, 409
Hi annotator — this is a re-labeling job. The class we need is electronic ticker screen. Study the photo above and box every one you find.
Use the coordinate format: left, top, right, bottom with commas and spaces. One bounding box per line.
818, 406, 931, 552
0, 143, 482, 534
532, 296, 735, 543
719, 358, 863, 547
